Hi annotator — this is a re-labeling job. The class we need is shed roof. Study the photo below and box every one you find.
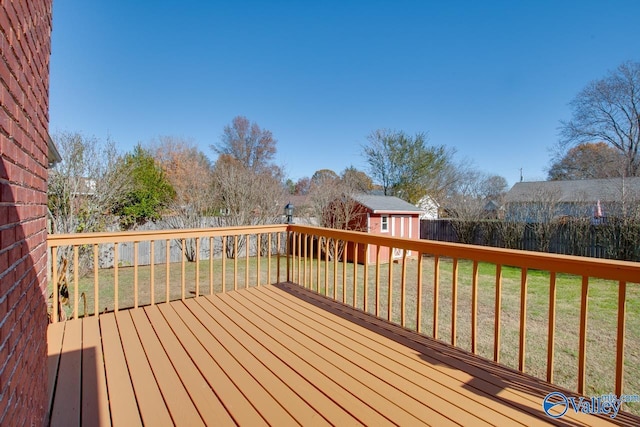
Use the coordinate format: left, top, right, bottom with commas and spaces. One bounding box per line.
505, 178, 640, 203
352, 194, 422, 214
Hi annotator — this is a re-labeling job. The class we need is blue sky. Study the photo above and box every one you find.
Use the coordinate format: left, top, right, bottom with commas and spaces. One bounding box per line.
49, 1, 640, 188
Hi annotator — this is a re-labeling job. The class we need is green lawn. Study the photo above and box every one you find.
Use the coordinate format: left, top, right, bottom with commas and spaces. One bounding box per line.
51, 254, 640, 415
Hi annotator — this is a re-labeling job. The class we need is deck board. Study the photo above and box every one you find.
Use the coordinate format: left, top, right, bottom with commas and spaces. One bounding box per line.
47, 282, 640, 426
129, 308, 205, 427
227, 287, 490, 426
252, 285, 527, 426
115, 311, 174, 426
46, 321, 65, 418
258, 285, 551, 426
99, 313, 142, 426
185, 298, 331, 426
202, 292, 395, 426
171, 301, 299, 425
50, 319, 82, 426
156, 303, 268, 427
143, 305, 236, 426
81, 316, 110, 427
214, 291, 444, 426
188, 297, 360, 427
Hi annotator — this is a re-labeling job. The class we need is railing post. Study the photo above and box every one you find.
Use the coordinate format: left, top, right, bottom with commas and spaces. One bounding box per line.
195, 237, 200, 296
114, 243, 119, 312
518, 268, 528, 372
181, 239, 186, 300
285, 230, 290, 283
471, 260, 478, 354
165, 239, 170, 303
73, 245, 79, 319
222, 236, 227, 293
133, 241, 138, 309
451, 258, 458, 346
150, 240, 155, 305
577, 276, 589, 394
416, 252, 423, 333
546, 272, 556, 382
433, 255, 439, 339
52, 246, 58, 323
209, 237, 214, 295
94, 244, 99, 315
400, 249, 407, 327
493, 264, 502, 363
615, 281, 627, 396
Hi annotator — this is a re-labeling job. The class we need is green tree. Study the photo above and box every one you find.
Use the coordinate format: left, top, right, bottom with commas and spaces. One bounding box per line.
113, 145, 175, 229
362, 129, 454, 204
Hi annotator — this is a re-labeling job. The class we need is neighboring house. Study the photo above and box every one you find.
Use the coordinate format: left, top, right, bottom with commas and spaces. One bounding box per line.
483, 199, 504, 219
344, 194, 422, 264
504, 178, 640, 222
416, 195, 439, 219
74, 177, 97, 196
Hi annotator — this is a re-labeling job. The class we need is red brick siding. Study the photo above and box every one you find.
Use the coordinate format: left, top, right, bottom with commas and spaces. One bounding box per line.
0, 0, 52, 425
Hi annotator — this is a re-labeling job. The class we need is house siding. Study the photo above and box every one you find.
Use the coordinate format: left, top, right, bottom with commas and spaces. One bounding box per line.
0, 0, 52, 425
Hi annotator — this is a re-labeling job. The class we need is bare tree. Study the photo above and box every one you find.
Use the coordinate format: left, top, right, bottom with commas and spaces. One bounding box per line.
515, 185, 565, 253
211, 116, 277, 172
293, 177, 311, 195
212, 156, 286, 257
48, 131, 131, 235
306, 171, 366, 260
443, 169, 506, 244
210, 117, 285, 258
560, 61, 640, 177
151, 136, 215, 261
47, 131, 132, 273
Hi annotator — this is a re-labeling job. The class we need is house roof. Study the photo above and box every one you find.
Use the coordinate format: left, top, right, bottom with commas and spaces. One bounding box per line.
352, 194, 422, 214
505, 178, 640, 203
48, 133, 62, 166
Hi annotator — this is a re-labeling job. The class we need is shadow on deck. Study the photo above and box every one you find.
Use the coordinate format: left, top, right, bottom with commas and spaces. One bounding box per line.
47, 282, 639, 426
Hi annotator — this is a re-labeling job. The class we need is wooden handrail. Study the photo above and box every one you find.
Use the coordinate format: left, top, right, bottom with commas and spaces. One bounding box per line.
47, 223, 640, 401
286, 224, 640, 402
48, 224, 288, 322
288, 225, 640, 282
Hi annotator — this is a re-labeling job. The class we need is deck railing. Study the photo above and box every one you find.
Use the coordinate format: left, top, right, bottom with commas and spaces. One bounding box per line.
48, 224, 639, 401
48, 225, 288, 322
287, 224, 639, 400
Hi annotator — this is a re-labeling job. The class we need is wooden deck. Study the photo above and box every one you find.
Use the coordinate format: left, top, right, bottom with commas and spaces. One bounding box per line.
47, 282, 639, 426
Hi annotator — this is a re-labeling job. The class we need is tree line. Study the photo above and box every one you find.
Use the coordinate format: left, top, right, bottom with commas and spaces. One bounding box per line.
48, 60, 640, 263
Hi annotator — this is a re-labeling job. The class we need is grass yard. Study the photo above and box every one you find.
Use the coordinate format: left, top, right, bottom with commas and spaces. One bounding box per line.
52, 254, 640, 415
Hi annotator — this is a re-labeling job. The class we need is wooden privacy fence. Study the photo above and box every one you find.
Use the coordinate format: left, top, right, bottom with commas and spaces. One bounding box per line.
287, 224, 640, 399
421, 218, 640, 261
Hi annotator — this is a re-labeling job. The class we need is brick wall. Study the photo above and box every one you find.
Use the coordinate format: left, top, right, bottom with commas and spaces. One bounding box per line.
0, 0, 53, 425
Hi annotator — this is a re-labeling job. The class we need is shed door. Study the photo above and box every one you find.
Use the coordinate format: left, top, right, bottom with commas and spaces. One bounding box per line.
391, 216, 411, 258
